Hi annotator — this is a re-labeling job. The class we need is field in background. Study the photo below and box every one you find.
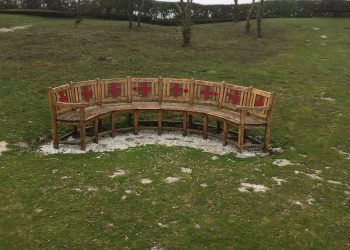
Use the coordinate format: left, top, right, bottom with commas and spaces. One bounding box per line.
0, 15, 349, 249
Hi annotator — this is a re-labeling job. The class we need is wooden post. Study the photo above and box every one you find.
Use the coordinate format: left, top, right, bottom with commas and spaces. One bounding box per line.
111, 112, 116, 137
216, 121, 221, 134
238, 109, 246, 152
203, 114, 208, 139
134, 111, 139, 135
183, 111, 188, 136
79, 108, 86, 150
223, 120, 229, 146
158, 110, 163, 135
48, 88, 59, 149
93, 119, 99, 143
264, 92, 276, 152
159, 76, 163, 104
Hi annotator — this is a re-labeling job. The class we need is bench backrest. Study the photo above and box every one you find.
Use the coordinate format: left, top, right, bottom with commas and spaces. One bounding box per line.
48, 84, 75, 114
162, 78, 192, 103
222, 84, 251, 110
192, 80, 223, 107
130, 77, 159, 102
248, 88, 275, 119
70, 79, 100, 105
100, 78, 129, 103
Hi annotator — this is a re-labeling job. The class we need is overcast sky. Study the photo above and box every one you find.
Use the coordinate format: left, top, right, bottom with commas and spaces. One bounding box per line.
157, 0, 253, 5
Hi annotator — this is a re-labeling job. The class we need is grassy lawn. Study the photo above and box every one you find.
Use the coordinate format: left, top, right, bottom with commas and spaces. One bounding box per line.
0, 15, 349, 249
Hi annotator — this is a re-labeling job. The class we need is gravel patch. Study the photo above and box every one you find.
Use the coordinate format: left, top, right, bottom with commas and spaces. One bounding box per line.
181, 167, 192, 174
40, 130, 266, 157
327, 180, 342, 185
140, 178, 152, 184
109, 168, 126, 178
0, 141, 8, 156
200, 183, 208, 188
272, 159, 293, 167
164, 177, 180, 183
238, 183, 269, 193
0, 25, 32, 32
272, 177, 287, 186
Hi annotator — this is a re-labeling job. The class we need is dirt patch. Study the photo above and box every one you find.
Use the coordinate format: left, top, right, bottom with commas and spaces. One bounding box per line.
109, 168, 126, 178
181, 167, 192, 174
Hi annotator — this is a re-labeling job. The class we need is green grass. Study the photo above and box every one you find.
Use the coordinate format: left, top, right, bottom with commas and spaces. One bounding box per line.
0, 15, 350, 249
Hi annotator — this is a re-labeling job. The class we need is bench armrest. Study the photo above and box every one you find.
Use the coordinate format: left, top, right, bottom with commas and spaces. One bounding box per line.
56, 102, 89, 109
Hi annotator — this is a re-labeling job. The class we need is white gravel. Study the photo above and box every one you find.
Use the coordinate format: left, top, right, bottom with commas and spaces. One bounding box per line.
140, 178, 152, 184
164, 177, 180, 183
109, 168, 126, 178
181, 167, 192, 174
272, 177, 287, 186
39, 130, 265, 157
238, 183, 269, 193
0, 25, 32, 32
0, 141, 8, 156
272, 159, 293, 167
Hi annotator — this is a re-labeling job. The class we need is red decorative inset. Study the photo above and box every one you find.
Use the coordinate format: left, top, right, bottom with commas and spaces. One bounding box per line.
201, 86, 216, 100
138, 82, 151, 97
81, 86, 93, 101
170, 83, 183, 98
58, 90, 68, 102
183, 89, 189, 93
226, 90, 241, 104
133, 86, 138, 91
255, 95, 264, 106
108, 83, 121, 98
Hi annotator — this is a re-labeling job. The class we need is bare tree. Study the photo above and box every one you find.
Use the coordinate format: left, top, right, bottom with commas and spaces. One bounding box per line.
256, 0, 264, 38
75, 0, 82, 24
233, 0, 239, 23
128, 0, 133, 29
177, 0, 193, 47
245, 0, 255, 33
137, 0, 146, 28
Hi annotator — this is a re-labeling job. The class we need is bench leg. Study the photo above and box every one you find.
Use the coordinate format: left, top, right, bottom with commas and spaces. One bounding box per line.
134, 111, 139, 135
93, 119, 99, 143
189, 114, 193, 128
223, 121, 229, 146
111, 112, 116, 137
216, 121, 221, 134
263, 126, 271, 152
158, 110, 162, 135
203, 114, 208, 140
183, 111, 188, 136
79, 121, 86, 151
238, 124, 245, 152
52, 119, 59, 149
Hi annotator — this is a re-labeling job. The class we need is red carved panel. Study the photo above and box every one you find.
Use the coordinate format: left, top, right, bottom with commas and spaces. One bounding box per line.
58, 90, 68, 102
108, 83, 121, 98
255, 95, 264, 106
201, 86, 217, 101
81, 86, 93, 101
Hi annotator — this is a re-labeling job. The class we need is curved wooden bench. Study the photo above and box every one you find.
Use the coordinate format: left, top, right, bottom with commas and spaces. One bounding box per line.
48, 77, 276, 152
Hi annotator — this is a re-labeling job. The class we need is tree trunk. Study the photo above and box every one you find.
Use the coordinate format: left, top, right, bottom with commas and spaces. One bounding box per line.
256, 0, 264, 38
76, 0, 82, 23
246, 0, 255, 33
177, 0, 192, 47
182, 28, 191, 47
234, 0, 239, 23
128, 0, 133, 29
137, 0, 145, 28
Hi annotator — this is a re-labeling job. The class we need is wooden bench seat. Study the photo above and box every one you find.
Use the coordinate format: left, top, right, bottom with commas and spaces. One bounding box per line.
48, 77, 276, 152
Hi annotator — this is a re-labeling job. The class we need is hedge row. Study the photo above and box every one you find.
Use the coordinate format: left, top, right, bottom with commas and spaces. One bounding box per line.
0, 1, 336, 26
